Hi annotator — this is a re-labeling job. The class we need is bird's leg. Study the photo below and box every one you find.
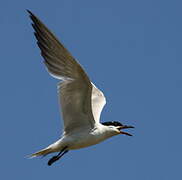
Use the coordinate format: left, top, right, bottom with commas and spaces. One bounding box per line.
48, 146, 68, 166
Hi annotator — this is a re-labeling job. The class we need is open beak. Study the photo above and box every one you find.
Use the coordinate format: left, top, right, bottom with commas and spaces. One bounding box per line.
118, 125, 134, 136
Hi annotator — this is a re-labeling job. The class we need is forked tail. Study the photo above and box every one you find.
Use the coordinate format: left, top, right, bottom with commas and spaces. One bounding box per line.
29, 147, 53, 158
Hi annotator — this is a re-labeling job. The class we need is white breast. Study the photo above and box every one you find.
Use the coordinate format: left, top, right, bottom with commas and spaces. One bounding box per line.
59, 125, 117, 150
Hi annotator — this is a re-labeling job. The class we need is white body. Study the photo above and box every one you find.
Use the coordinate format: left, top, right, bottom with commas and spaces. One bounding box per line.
51, 124, 118, 151
28, 11, 121, 158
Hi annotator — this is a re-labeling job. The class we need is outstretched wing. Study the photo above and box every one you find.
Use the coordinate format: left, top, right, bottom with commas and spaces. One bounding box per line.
91, 83, 106, 123
28, 10, 96, 133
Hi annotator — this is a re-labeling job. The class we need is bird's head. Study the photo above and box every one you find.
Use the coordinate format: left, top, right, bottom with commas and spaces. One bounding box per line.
101, 121, 134, 136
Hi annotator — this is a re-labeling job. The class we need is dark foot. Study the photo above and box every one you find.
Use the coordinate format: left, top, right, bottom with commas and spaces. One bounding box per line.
47, 148, 69, 166
48, 156, 59, 166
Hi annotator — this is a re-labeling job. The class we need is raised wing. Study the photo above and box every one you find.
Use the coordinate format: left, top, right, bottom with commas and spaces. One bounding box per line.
28, 10, 95, 133
91, 83, 106, 123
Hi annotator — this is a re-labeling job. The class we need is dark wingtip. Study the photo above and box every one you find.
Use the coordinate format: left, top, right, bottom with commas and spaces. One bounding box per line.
26, 10, 35, 20
26, 9, 32, 15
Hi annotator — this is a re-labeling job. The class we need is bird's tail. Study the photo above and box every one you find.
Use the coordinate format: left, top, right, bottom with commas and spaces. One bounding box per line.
29, 147, 53, 158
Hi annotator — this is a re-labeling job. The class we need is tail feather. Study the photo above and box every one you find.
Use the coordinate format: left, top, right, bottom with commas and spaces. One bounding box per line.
29, 147, 52, 158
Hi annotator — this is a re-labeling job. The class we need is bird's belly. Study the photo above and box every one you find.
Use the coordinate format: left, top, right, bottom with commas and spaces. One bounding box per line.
66, 131, 108, 150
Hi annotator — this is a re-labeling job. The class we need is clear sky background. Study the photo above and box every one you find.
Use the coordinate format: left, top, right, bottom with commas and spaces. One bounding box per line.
1, 0, 182, 179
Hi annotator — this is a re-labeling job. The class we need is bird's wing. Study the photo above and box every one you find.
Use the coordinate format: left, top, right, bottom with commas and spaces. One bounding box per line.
91, 83, 106, 123
28, 10, 96, 133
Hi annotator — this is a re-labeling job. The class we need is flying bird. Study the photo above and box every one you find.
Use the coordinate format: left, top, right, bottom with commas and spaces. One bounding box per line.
27, 10, 134, 166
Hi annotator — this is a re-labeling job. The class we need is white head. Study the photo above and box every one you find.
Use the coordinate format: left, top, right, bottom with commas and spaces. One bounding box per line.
101, 121, 134, 136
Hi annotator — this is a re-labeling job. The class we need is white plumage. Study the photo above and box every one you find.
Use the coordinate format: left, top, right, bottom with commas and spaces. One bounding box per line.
27, 10, 134, 166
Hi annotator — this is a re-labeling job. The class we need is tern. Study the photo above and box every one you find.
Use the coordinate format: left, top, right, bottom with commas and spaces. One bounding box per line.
27, 10, 134, 166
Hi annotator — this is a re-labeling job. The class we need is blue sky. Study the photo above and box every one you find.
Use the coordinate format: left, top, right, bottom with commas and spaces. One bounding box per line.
1, 0, 182, 179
